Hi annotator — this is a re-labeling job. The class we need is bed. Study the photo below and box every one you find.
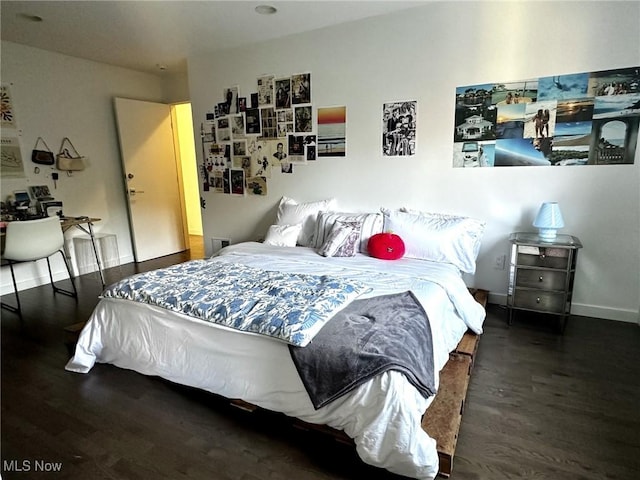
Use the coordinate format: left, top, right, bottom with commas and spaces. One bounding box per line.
66, 202, 487, 480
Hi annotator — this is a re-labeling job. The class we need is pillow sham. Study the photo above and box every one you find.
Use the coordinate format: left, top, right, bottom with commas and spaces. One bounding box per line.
381, 208, 485, 273
318, 220, 362, 257
312, 211, 384, 253
264, 223, 303, 247
275, 196, 337, 247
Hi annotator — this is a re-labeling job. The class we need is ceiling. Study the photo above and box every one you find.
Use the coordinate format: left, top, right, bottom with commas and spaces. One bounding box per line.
1, 1, 424, 75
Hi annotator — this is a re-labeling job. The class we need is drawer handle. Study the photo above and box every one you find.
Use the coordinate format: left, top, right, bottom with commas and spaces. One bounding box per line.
538, 275, 544, 282
536, 297, 541, 303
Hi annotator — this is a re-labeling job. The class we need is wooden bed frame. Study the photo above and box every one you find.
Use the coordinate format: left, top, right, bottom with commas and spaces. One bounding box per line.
65, 288, 488, 478
230, 288, 487, 478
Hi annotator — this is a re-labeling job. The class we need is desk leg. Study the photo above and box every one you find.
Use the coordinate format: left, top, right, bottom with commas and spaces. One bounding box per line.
86, 222, 105, 286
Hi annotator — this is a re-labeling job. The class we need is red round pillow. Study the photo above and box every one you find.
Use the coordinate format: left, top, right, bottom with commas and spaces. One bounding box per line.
368, 232, 405, 260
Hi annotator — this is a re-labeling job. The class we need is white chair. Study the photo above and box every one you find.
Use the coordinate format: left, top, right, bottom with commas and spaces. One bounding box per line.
1, 216, 77, 316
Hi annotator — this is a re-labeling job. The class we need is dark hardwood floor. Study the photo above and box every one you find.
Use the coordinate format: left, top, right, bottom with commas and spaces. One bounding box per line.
2, 250, 639, 479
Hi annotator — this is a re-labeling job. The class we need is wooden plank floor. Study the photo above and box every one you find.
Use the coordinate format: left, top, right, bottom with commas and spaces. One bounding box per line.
2, 252, 640, 479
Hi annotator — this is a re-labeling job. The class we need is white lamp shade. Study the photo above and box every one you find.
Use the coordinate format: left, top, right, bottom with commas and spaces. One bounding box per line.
533, 202, 564, 241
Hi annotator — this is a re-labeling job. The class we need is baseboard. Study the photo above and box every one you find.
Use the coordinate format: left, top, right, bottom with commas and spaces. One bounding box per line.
488, 292, 639, 324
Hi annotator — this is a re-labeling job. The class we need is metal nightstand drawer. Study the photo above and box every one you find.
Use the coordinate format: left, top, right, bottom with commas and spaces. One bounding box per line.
513, 290, 565, 314
516, 247, 569, 269
515, 269, 566, 290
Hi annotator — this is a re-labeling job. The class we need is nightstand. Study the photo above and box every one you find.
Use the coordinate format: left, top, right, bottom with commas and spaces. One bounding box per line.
507, 232, 582, 333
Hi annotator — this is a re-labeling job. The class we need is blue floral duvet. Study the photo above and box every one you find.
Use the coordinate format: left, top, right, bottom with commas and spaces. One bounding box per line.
101, 259, 369, 347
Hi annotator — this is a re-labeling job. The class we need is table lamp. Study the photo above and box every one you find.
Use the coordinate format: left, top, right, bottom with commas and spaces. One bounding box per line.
533, 202, 564, 241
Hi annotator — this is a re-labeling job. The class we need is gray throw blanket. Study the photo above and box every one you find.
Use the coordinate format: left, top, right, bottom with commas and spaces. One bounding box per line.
289, 291, 435, 410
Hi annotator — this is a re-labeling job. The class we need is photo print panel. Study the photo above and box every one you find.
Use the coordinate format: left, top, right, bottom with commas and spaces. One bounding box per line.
275, 77, 292, 109
260, 107, 277, 139
1, 84, 17, 129
0, 135, 25, 178
382, 101, 416, 156
257, 75, 275, 107
223, 86, 239, 115
294, 106, 313, 133
247, 176, 267, 196
453, 66, 640, 167
277, 109, 294, 137
245, 108, 261, 135
318, 106, 346, 157
230, 169, 245, 196
288, 134, 306, 164
291, 73, 311, 105
230, 114, 246, 139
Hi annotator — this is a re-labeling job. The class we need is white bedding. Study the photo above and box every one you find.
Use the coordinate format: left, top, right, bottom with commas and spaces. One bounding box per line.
66, 242, 486, 479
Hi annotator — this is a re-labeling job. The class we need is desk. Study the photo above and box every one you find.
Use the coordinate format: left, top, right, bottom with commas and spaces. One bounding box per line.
1, 216, 105, 287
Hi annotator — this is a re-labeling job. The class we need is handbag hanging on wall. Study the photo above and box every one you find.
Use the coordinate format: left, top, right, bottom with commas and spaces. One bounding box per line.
56, 137, 87, 171
31, 137, 55, 165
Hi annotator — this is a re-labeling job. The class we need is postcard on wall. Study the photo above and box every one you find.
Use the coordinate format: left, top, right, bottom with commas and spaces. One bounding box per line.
1, 135, 25, 178
211, 170, 226, 193
287, 134, 306, 164
260, 107, 277, 139
277, 109, 294, 137
233, 140, 247, 156
245, 108, 261, 135
205, 143, 230, 172
281, 162, 294, 174
223, 86, 239, 115
217, 117, 231, 142
257, 75, 275, 106
453, 66, 640, 167
304, 135, 317, 161
1, 84, 17, 129
291, 73, 311, 105
248, 138, 286, 178
230, 114, 245, 139
294, 106, 313, 133
318, 106, 346, 157
382, 101, 416, 156
203, 120, 216, 142
230, 169, 245, 195
275, 77, 292, 109
271, 138, 288, 166
232, 155, 252, 180
247, 176, 267, 196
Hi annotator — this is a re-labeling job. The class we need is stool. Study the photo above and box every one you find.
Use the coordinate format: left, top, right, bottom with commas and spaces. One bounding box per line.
73, 233, 120, 275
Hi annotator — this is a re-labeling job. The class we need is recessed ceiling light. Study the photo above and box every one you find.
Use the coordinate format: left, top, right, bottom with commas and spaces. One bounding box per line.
255, 5, 277, 15
17, 13, 43, 22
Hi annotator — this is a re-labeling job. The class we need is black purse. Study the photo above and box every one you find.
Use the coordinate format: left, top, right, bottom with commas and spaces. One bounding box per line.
31, 137, 55, 165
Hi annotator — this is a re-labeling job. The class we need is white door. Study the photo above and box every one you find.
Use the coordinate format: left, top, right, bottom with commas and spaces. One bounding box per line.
114, 98, 185, 262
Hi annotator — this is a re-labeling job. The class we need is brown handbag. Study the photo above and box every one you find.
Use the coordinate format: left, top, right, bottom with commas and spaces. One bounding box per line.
31, 137, 55, 165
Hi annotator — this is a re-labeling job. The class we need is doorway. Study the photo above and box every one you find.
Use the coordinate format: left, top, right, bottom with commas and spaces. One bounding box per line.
171, 103, 204, 260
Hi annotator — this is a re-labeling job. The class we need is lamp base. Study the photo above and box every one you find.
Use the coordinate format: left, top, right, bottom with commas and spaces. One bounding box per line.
537, 228, 559, 242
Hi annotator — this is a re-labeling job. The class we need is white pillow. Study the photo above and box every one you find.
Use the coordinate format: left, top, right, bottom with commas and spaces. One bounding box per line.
275, 196, 337, 247
312, 211, 384, 253
263, 224, 303, 247
382, 208, 486, 273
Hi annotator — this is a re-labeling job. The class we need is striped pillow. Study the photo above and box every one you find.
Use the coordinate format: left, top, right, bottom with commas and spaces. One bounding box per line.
312, 212, 383, 253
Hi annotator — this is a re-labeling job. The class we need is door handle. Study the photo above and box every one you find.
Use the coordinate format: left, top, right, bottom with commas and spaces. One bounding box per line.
129, 189, 145, 196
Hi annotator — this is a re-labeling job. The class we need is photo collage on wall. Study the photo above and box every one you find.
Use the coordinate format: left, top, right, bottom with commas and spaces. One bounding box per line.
453, 66, 640, 167
200, 72, 346, 198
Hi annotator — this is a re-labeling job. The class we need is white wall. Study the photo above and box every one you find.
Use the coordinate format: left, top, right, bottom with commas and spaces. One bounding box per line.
1, 41, 165, 292
189, 1, 640, 322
